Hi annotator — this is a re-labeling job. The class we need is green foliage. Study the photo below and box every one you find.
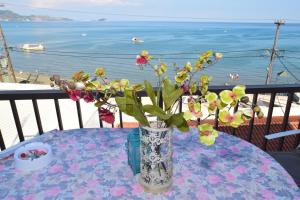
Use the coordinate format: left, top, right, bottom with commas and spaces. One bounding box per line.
165, 113, 189, 132
199, 75, 212, 96
53, 49, 263, 146
143, 105, 172, 120
144, 80, 157, 106
198, 123, 219, 146
116, 89, 149, 127
162, 79, 183, 110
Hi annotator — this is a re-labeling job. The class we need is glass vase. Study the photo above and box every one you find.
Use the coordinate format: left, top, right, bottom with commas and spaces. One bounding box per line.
139, 125, 173, 193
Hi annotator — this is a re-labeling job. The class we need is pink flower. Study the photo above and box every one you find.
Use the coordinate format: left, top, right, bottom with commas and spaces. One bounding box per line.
135, 55, 148, 65
86, 158, 98, 165
229, 146, 240, 153
46, 187, 61, 197
224, 172, 236, 182
83, 92, 94, 103
182, 168, 192, 178
174, 176, 185, 185
132, 183, 144, 195
99, 108, 115, 124
23, 194, 35, 200
234, 166, 247, 174
73, 187, 87, 197
196, 186, 209, 200
87, 179, 100, 188
113, 138, 123, 144
110, 186, 126, 196
226, 185, 236, 193
23, 179, 34, 188
68, 90, 81, 101
260, 157, 272, 165
86, 143, 97, 149
261, 189, 276, 199
49, 165, 64, 173
207, 175, 221, 184
5, 197, 17, 200
58, 143, 68, 150
181, 84, 189, 93
69, 163, 79, 173
259, 164, 269, 173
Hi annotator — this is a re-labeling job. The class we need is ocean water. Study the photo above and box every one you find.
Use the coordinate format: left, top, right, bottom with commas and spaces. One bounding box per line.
2, 21, 300, 85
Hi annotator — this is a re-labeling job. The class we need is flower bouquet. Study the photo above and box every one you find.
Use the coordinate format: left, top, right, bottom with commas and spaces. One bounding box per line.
51, 50, 263, 193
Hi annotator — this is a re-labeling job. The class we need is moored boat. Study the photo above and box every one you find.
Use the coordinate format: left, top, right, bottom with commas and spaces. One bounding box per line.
21, 44, 45, 51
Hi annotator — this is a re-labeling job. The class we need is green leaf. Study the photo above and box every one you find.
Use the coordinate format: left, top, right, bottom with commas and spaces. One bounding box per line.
115, 90, 149, 126
131, 84, 144, 91
162, 79, 183, 110
143, 105, 172, 120
85, 81, 97, 91
165, 113, 189, 132
94, 100, 104, 107
144, 80, 157, 106
189, 81, 197, 94
115, 96, 135, 115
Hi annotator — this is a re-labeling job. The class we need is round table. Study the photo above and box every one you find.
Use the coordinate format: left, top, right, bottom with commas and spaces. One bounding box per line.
0, 128, 299, 200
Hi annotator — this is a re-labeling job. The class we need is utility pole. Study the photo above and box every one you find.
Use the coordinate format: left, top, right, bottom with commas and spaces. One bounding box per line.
0, 70, 3, 82
265, 19, 285, 85
0, 24, 16, 83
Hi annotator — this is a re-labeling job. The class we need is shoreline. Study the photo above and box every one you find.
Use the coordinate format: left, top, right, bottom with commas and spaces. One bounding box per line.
15, 71, 52, 85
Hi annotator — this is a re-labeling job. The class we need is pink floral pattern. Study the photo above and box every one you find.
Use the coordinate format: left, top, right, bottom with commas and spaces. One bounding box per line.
0, 128, 299, 199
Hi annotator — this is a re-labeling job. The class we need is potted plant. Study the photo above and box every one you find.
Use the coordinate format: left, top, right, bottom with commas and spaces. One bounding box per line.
51, 50, 263, 193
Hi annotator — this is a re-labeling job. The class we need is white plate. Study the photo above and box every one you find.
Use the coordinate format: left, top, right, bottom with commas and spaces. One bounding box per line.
14, 142, 53, 172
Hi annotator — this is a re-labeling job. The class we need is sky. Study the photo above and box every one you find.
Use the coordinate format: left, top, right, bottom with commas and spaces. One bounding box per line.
2, 0, 300, 22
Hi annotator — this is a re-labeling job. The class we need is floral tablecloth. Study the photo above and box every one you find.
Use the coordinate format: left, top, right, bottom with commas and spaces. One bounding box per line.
0, 128, 299, 200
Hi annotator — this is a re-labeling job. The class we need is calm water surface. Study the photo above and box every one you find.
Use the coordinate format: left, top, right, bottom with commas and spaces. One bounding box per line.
2, 21, 300, 85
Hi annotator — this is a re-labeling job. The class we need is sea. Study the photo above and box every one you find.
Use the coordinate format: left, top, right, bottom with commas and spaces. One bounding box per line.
2, 21, 300, 85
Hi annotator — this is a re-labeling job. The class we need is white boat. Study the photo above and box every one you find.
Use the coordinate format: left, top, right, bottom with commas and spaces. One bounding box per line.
21, 44, 45, 51
132, 37, 144, 44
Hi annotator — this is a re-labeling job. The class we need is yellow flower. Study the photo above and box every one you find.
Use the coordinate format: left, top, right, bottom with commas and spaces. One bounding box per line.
214, 53, 223, 60
184, 62, 193, 72
197, 123, 219, 146
95, 67, 105, 77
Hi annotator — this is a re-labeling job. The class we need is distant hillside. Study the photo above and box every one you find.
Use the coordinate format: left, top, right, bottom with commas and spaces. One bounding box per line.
0, 10, 72, 22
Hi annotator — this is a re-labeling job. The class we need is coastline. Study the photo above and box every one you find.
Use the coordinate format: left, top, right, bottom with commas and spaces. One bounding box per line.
15, 71, 52, 85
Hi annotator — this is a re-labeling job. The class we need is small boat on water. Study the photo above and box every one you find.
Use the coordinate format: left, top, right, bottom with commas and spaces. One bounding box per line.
229, 73, 240, 80
132, 37, 144, 44
21, 44, 45, 51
